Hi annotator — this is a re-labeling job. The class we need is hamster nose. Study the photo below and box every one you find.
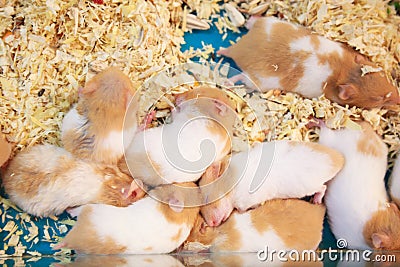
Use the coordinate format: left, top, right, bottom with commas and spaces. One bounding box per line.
209, 215, 223, 227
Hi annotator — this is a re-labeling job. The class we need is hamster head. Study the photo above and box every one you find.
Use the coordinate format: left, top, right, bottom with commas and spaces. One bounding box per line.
199, 162, 235, 227
363, 203, 400, 250
334, 53, 400, 109
175, 86, 237, 131
98, 167, 146, 207
185, 214, 218, 247
81, 67, 136, 108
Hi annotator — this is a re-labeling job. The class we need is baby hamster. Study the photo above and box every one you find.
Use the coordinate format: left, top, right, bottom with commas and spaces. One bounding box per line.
2, 144, 145, 217
185, 199, 325, 252
199, 140, 343, 226
218, 16, 399, 109
119, 86, 237, 187
62, 67, 139, 165
56, 182, 201, 254
318, 121, 400, 250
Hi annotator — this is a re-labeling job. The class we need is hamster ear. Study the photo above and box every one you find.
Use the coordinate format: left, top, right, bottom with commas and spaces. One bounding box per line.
199, 221, 208, 234
205, 161, 222, 180
338, 84, 357, 101
175, 92, 188, 107
168, 197, 184, 213
213, 100, 228, 116
123, 179, 145, 201
371, 233, 391, 249
80, 83, 97, 95
354, 54, 367, 64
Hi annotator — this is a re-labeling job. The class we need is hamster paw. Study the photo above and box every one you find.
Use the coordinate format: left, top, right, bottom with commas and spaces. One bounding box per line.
139, 110, 156, 131
312, 185, 327, 204
66, 206, 83, 218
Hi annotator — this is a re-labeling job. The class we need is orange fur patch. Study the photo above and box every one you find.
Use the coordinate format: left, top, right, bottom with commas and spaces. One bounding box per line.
186, 212, 243, 251
186, 214, 219, 246
215, 214, 242, 251
363, 203, 400, 250
250, 199, 325, 250
96, 166, 146, 207
356, 122, 385, 157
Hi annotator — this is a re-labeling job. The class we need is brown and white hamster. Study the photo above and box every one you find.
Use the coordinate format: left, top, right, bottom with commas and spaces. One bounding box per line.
119, 86, 237, 187
218, 16, 400, 109
199, 140, 343, 227
185, 199, 325, 253
1, 144, 145, 217
317, 121, 400, 250
61, 67, 139, 165
56, 182, 201, 254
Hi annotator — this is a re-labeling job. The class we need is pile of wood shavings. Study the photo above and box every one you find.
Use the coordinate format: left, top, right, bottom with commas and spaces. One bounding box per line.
0, 0, 186, 155
0, 195, 74, 259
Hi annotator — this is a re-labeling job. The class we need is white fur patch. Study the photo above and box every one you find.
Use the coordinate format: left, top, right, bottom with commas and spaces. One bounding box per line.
294, 55, 332, 97
61, 106, 86, 139
316, 36, 343, 57
102, 130, 124, 156
289, 36, 314, 53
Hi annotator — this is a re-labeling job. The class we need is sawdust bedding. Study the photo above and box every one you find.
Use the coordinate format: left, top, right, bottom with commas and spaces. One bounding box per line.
0, 0, 399, 261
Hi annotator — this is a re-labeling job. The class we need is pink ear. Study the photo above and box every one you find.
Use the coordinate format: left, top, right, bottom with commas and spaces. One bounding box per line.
168, 197, 184, 213
371, 233, 391, 249
123, 179, 144, 200
338, 84, 357, 101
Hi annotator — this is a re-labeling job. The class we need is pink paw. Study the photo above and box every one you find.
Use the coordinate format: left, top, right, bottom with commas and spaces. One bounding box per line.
305, 118, 325, 130
313, 185, 327, 204
139, 110, 156, 131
